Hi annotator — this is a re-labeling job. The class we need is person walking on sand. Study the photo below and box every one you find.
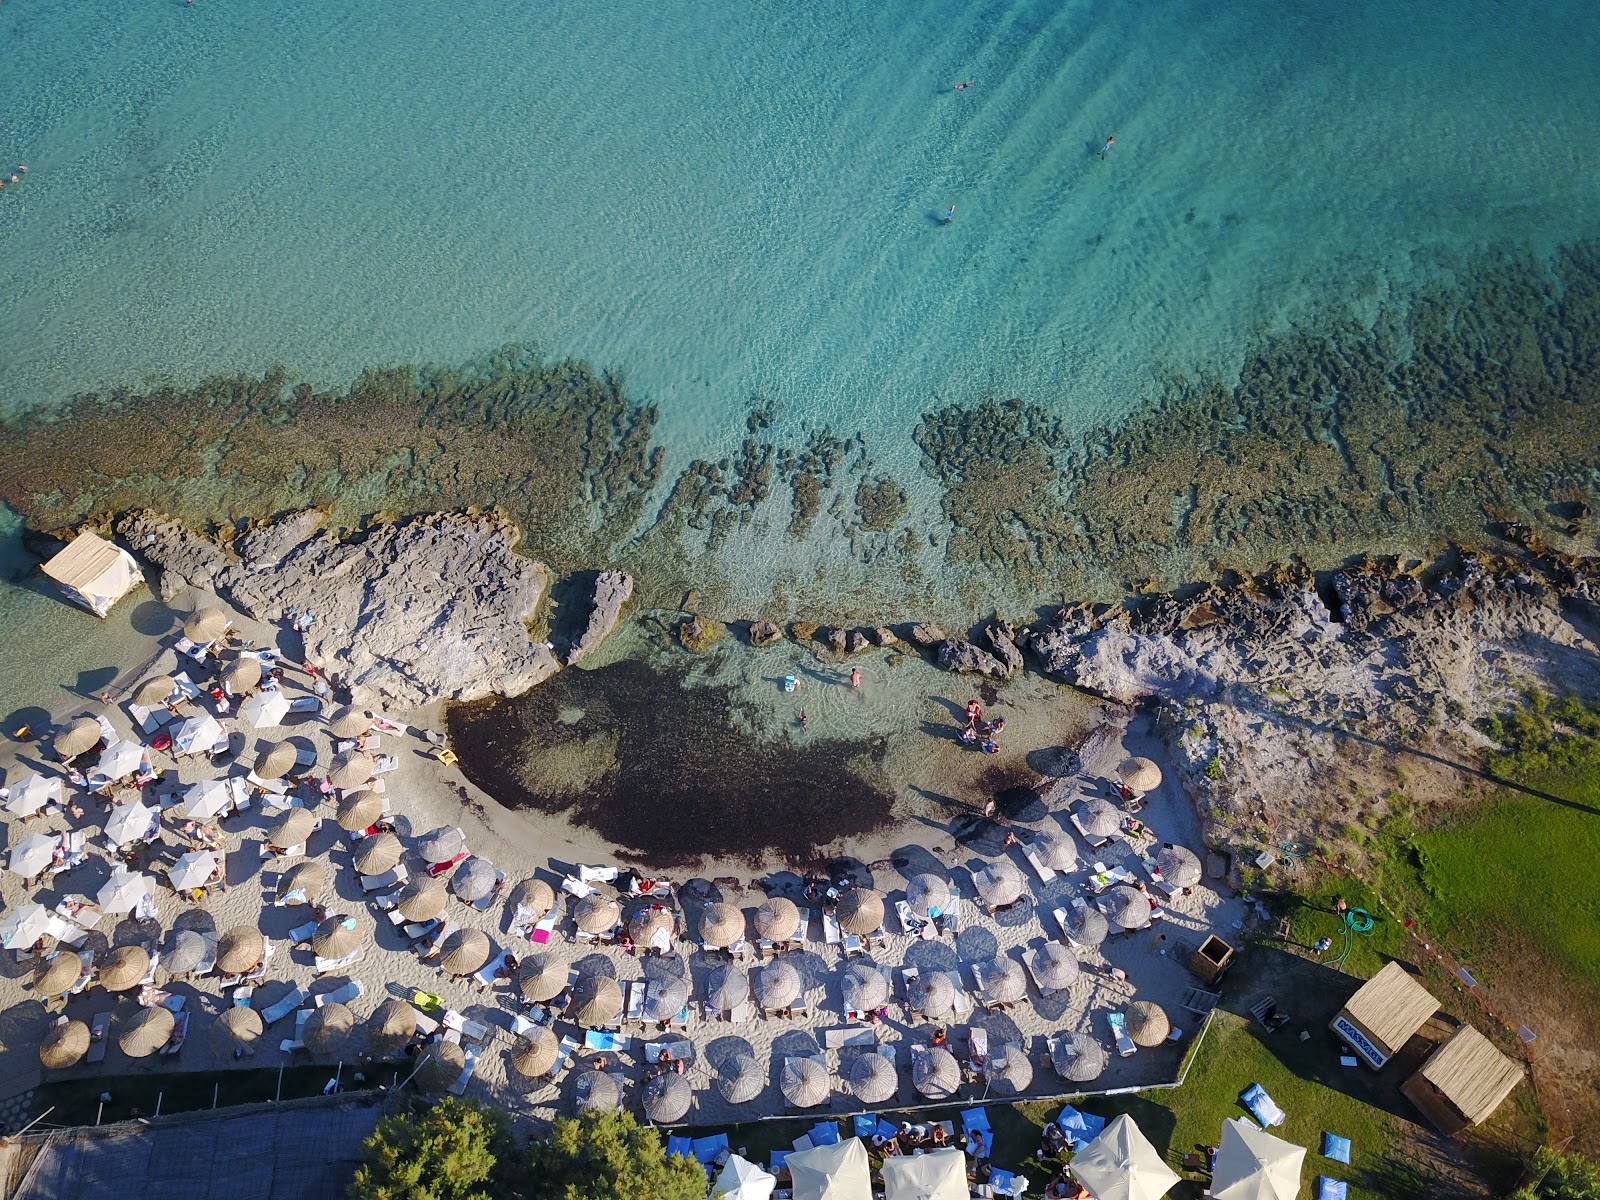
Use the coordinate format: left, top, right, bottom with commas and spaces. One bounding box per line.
1099, 135, 1115, 159
850, 668, 861, 689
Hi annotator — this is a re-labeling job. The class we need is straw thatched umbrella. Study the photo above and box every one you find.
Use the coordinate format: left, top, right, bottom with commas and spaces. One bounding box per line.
975, 955, 1026, 1004
1079, 798, 1123, 838
367, 998, 415, 1055
312, 915, 361, 959
780, 1056, 829, 1108
1106, 885, 1152, 931
517, 953, 566, 1003
628, 907, 673, 945
754, 897, 800, 941
754, 961, 802, 1010
1031, 942, 1081, 991
510, 1027, 559, 1077
906, 873, 951, 918
354, 832, 402, 876
643, 1072, 692, 1123
847, 1052, 898, 1103
510, 878, 555, 917
99, 946, 151, 992
643, 974, 690, 1022
397, 879, 447, 922
417, 1040, 465, 1091
912, 1047, 960, 1099
1126, 1001, 1170, 1047
328, 706, 374, 739
216, 927, 266, 975
54, 717, 102, 760
212, 1005, 264, 1056
1051, 1032, 1107, 1082
908, 971, 956, 1019
1155, 844, 1202, 889
985, 1043, 1034, 1096
184, 606, 228, 643
329, 751, 376, 791
840, 962, 888, 1012
699, 902, 744, 947
1061, 905, 1109, 948
162, 929, 209, 978
573, 894, 620, 935
717, 1053, 763, 1103
420, 827, 465, 864
133, 676, 176, 707
304, 1002, 355, 1055
1034, 830, 1078, 872
277, 861, 329, 903
337, 790, 384, 832
223, 657, 262, 693
574, 1068, 622, 1112
836, 888, 884, 936
269, 807, 317, 848
452, 857, 497, 903
119, 1006, 174, 1058
254, 740, 298, 780
41, 1019, 90, 1068
1117, 756, 1162, 794
440, 928, 491, 977
35, 954, 83, 997
706, 965, 750, 1012
973, 860, 1025, 909
570, 974, 624, 1026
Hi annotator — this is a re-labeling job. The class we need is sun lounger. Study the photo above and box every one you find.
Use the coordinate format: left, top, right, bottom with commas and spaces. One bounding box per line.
546, 1033, 579, 1078
583, 1028, 628, 1052
288, 920, 319, 946
427, 852, 469, 879
289, 696, 321, 714
939, 889, 963, 935
274, 888, 307, 908
281, 1008, 312, 1053
403, 917, 441, 941
1021, 844, 1057, 884
447, 1045, 480, 1095
419, 920, 457, 960
821, 909, 842, 945
315, 980, 364, 1007
262, 841, 305, 862
895, 900, 934, 939
822, 1026, 875, 1050
526, 912, 558, 947
1322, 1133, 1352, 1164
1086, 863, 1132, 892
159, 1010, 191, 1055
361, 865, 408, 892
315, 948, 363, 974
1107, 1011, 1137, 1057
442, 1010, 490, 1043
474, 951, 514, 990
85, 1011, 111, 1063
262, 985, 310, 1025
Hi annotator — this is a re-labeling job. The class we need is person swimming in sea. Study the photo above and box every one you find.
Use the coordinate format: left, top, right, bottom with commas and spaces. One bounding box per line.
944, 204, 956, 223
1099, 135, 1115, 159
953, 81, 975, 90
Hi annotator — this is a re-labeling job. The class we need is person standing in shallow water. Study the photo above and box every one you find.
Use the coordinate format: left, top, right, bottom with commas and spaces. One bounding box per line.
850, 668, 861, 689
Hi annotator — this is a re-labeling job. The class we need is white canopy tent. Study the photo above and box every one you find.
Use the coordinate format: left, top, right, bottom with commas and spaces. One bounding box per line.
41, 531, 143, 618
787, 1137, 872, 1200
713, 1154, 777, 1200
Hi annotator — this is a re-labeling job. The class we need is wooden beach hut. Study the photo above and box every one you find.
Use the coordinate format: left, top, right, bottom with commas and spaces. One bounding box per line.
1329, 961, 1438, 1069
1401, 1025, 1523, 1135
41, 531, 143, 618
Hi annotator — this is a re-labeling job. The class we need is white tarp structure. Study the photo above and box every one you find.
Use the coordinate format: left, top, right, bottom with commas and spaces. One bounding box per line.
882, 1147, 968, 1200
787, 1137, 872, 1200
1211, 1118, 1305, 1200
713, 1154, 777, 1200
41, 531, 143, 618
1070, 1114, 1181, 1200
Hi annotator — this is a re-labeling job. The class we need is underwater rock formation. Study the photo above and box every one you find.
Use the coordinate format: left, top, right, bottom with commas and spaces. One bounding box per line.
567, 570, 633, 665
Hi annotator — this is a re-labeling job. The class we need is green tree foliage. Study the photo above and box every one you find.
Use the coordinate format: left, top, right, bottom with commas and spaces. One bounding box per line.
1511, 1148, 1600, 1199
525, 1110, 706, 1200
348, 1096, 511, 1200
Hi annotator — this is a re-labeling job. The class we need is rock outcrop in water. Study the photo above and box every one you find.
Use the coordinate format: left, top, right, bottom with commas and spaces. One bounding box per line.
567, 570, 633, 665
120, 510, 559, 706
936, 638, 1009, 678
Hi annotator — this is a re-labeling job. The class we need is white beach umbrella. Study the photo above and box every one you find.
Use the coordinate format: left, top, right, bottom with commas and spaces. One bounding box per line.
97, 868, 154, 915
1069, 1114, 1180, 1200
8, 832, 57, 878
168, 849, 220, 891
713, 1155, 777, 1200
1211, 1118, 1306, 1200
96, 740, 145, 781
6, 774, 61, 817
105, 798, 156, 847
174, 713, 224, 755
0, 902, 52, 950
179, 779, 233, 822
240, 689, 291, 729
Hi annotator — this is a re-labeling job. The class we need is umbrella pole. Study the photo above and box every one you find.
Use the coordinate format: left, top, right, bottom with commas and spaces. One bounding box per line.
276, 1063, 284, 1102
154, 1092, 162, 1118
212, 1083, 219, 1109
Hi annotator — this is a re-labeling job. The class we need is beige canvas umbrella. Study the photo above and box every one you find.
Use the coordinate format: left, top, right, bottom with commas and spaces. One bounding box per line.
417, 1040, 465, 1091
223, 657, 262, 693
337, 790, 384, 831
912, 1046, 960, 1099
569, 974, 623, 1025
184, 606, 228, 642
9, 832, 57, 879
574, 1068, 622, 1112
367, 998, 416, 1054
847, 1051, 898, 1103
718, 1052, 763, 1103
329, 751, 376, 791
276, 861, 329, 902
216, 927, 266, 975
133, 675, 176, 707
643, 1072, 692, 1123
1155, 845, 1203, 889
973, 861, 1025, 908
1107, 885, 1153, 931
240, 689, 291, 729
754, 897, 800, 940
780, 1056, 829, 1108
699, 902, 745, 947
304, 1002, 355, 1054
510, 1027, 559, 1077
440, 927, 491, 977
1051, 1032, 1107, 1083
35, 953, 84, 997
975, 955, 1026, 1004
99, 945, 151, 992
1212, 1117, 1306, 1200
906, 873, 952, 917
1034, 830, 1078, 872
754, 960, 802, 1010
1079, 797, 1123, 837
1, 903, 52, 952
254, 740, 299, 780
353, 832, 402, 876
312, 915, 361, 959
212, 1005, 264, 1055
510, 878, 555, 917
1062, 905, 1110, 947
119, 1005, 174, 1058
328, 706, 375, 739
908, 971, 957, 1019
1031, 942, 1081, 991
573, 893, 620, 935
269, 807, 317, 847
706, 965, 750, 1012
1117, 756, 1163, 794
517, 953, 566, 1002
54, 717, 102, 760
396, 879, 447, 922
836, 888, 884, 935
984, 1043, 1034, 1095
41, 1019, 90, 1068
1126, 1001, 1170, 1047
629, 907, 673, 944
840, 962, 888, 1011
643, 974, 691, 1022
1068, 1114, 1180, 1200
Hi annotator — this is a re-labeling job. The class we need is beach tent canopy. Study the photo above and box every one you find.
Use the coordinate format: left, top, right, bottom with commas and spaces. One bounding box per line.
1402, 1024, 1524, 1135
41, 531, 143, 618
787, 1137, 872, 1200
882, 1148, 969, 1200
1211, 1118, 1305, 1200
1330, 961, 1439, 1068
713, 1153, 777, 1200
1069, 1113, 1180, 1200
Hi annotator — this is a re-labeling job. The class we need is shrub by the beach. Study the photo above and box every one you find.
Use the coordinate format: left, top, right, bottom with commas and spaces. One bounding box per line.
1509, 1147, 1600, 1198
348, 1095, 520, 1200
525, 1110, 705, 1200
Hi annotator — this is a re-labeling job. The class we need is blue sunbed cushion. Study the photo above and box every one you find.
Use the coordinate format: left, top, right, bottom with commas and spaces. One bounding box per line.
692, 1134, 729, 1164
1056, 1106, 1106, 1144
962, 1107, 992, 1132
1322, 1133, 1351, 1164
810, 1122, 841, 1146
1316, 1176, 1348, 1200
989, 1169, 1016, 1195
876, 1118, 899, 1140
1240, 1083, 1286, 1127
667, 1135, 693, 1160
854, 1115, 878, 1138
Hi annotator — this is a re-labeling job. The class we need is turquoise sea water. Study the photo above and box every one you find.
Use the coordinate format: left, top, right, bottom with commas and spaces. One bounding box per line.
1, 0, 1598, 717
